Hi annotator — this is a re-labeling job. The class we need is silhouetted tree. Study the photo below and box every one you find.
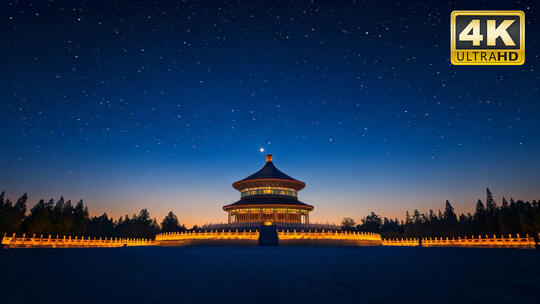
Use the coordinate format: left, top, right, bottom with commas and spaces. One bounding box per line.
0, 192, 27, 235
397, 189, 540, 238
443, 200, 458, 223
86, 213, 115, 237
7, 193, 163, 238
113, 209, 160, 238
341, 217, 356, 231
161, 211, 186, 232
72, 200, 89, 235
380, 217, 404, 238
358, 212, 382, 233
133, 209, 160, 238
501, 197, 509, 209
51, 197, 75, 235
22, 199, 54, 234
483, 188, 500, 233
498, 197, 513, 234
486, 188, 497, 214
405, 211, 411, 225
473, 199, 486, 232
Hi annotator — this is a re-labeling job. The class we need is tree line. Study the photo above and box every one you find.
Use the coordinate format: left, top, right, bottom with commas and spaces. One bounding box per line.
3, 188, 539, 240
342, 188, 540, 239
0, 191, 187, 239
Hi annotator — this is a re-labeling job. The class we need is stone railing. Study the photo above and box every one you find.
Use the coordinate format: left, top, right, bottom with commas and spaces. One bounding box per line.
156, 229, 381, 242
1, 233, 154, 249
3, 232, 538, 248
421, 234, 536, 249
155, 229, 260, 241
277, 229, 381, 241
382, 238, 420, 246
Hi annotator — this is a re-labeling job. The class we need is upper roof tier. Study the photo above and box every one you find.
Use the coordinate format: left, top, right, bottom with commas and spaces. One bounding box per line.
232, 155, 306, 191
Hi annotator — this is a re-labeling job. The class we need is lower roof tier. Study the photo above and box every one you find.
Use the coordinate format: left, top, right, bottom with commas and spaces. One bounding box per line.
223, 195, 314, 211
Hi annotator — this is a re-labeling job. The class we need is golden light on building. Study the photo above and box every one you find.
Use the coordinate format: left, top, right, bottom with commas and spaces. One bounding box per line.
223, 154, 314, 225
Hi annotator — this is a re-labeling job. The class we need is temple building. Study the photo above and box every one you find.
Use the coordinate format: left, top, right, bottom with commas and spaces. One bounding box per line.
223, 155, 314, 225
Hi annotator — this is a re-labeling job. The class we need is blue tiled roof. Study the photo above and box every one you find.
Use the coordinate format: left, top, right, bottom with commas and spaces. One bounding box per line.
240, 160, 297, 181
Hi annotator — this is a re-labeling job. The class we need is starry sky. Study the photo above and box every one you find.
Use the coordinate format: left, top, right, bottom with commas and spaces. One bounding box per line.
1, 0, 539, 227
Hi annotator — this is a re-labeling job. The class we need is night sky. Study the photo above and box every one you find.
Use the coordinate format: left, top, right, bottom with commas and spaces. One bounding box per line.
2, 1, 539, 226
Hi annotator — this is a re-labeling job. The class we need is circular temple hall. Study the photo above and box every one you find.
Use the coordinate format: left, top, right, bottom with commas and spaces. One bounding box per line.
223, 155, 314, 225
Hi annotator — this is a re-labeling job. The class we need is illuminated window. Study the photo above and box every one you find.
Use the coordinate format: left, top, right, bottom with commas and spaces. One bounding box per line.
240, 187, 297, 198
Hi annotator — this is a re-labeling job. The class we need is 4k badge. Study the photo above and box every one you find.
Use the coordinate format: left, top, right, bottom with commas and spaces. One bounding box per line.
451, 11, 525, 65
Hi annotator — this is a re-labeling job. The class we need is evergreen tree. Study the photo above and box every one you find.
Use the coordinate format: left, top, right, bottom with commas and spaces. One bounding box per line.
412, 209, 421, 224
501, 197, 509, 209
116, 214, 131, 237
498, 198, 513, 234
474, 199, 485, 219
486, 188, 497, 214
0, 192, 27, 235
359, 212, 382, 233
15, 193, 28, 214
428, 209, 437, 224
23, 199, 54, 234
86, 213, 115, 237
443, 200, 458, 223
437, 210, 443, 221
161, 211, 185, 232
380, 217, 404, 238
72, 200, 89, 235
131, 209, 160, 238
443, 200, 458, 236
52, 197, 75, 235
405, 211, 411, 224
484, 188, 500, 233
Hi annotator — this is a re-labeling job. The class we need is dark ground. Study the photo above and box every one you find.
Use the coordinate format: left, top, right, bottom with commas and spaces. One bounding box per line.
0, 246, 538, 303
